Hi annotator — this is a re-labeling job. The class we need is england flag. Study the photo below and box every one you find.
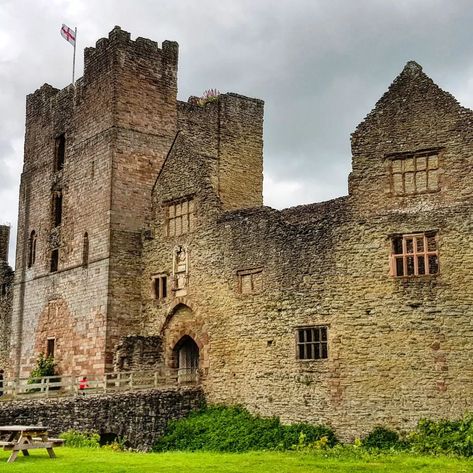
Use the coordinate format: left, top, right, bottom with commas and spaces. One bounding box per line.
60, 24, 76, 46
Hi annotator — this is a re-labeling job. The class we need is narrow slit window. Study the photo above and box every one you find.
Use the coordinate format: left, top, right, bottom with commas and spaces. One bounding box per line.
82, 232, 89, 267
28, 230, 37, 268
52, 191, 63, 227
50, 248, 59, 273
55, 134, 65, 171
47, 338, 55, 358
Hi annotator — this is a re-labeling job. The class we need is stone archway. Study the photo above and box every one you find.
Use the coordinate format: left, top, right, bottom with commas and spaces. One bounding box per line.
163, 303, 209, 383
173, 335, 199, 384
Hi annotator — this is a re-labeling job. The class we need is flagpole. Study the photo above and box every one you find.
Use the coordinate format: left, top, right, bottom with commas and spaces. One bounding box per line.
72, 27, 77, 85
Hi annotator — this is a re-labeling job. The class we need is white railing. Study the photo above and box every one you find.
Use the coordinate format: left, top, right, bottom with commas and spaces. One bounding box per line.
0, 368, 201, 400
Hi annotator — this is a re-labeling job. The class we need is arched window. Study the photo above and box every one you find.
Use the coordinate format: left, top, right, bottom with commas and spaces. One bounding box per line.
82, 232, 89, 267
28, 230, 37, 268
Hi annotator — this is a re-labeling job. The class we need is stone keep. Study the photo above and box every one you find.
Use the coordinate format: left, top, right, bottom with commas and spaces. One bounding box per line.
5, 27, 473, 440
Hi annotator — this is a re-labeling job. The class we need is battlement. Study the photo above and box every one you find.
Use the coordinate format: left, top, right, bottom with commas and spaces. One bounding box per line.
25, 83, 61, 114
83, 26, 178, 84
0, 225, 10, 263
26, 26, 178, 116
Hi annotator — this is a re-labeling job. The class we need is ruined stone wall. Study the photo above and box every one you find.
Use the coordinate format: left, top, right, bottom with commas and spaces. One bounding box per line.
114, 335, 163, 371
217, 94, 264, 211
177, 93, 264, 211
141, 62, 473, 441
0, 226, 13, 373
0, 387, 204, 450
0, 226, 9, 263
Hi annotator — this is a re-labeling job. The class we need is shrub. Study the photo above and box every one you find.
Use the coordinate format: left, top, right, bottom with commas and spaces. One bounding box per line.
28, 353, 56, 380
153, 405, 337, 452
60, 430, 100, 448
27, 353, 56, 392
408, 415, 473, 456
361, 426, 402, 450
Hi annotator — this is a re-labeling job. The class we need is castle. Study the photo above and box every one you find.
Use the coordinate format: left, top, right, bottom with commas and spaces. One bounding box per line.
1, 26, 473, 439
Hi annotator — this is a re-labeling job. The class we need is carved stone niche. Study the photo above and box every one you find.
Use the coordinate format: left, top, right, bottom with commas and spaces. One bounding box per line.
173, 246, 188, 297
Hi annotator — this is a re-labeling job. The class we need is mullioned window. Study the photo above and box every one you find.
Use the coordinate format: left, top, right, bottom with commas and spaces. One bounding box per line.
390, 232, 439, 277
390, 152, 439, 196
166, 198, 195, 236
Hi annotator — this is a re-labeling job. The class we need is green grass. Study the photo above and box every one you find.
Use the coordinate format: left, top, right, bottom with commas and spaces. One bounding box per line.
0, 448, 472, 472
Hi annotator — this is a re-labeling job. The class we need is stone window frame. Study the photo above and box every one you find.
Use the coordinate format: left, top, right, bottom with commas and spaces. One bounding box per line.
50, 248, 59, 273
54, 133, 66, 172
151, 273, 168, 300
387, 149, 441, 196
82, 232, 89, 268
52, 190, 63, 228
27, 230, 37, 268
237, 267, 263, 295
295, 325, 329, 361
390, 231, 439, 277
46, 337, 56, 358
164, 197, 195, 237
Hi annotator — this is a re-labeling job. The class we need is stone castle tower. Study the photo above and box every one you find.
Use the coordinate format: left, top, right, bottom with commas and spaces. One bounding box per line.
9, 26, 263, 378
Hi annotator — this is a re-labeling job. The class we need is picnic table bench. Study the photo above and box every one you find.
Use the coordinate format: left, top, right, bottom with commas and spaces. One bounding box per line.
0, 425, 64, 463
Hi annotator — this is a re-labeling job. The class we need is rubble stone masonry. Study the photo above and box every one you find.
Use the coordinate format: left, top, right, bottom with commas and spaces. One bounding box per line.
0, 387, 204, 450
0, 226, 13, 372
5, 26, 473, 442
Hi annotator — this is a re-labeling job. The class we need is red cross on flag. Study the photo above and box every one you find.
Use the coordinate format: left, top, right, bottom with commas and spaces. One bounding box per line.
60, 24, 76, 46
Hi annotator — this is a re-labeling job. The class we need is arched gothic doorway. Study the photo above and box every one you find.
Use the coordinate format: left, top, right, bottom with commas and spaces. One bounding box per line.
173, 336, 199, 384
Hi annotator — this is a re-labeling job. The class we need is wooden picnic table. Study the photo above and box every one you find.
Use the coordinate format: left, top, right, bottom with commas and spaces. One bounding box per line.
0, 425, 64, 463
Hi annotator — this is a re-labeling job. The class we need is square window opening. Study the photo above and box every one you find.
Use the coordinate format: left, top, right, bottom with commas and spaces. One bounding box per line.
296, 326, 329, 361
390, 232, 438, 277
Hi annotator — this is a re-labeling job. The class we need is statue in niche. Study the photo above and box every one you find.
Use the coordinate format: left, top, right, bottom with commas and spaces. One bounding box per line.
173, 246, 188, 296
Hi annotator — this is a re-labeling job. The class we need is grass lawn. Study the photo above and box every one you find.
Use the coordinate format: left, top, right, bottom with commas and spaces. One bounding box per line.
0, 448, 473, 472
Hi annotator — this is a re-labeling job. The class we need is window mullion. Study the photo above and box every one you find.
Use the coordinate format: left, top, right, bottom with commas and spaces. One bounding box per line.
402, 237, 407, 276
413, 236, 419, 276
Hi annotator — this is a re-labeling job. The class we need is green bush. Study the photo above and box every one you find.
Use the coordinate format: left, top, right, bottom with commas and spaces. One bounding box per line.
362, 426, 402, 450
153, 405, 337, 452
26, 353, 56, 392
408, 415, 473, 456
60, 430, 100, 448
27, 353, 56, 383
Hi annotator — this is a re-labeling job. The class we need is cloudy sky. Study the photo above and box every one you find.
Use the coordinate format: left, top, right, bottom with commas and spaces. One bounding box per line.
1, 0, 473, 266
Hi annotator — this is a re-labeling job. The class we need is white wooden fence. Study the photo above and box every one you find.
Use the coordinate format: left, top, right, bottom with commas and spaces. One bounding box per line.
0, 368, 200, 400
